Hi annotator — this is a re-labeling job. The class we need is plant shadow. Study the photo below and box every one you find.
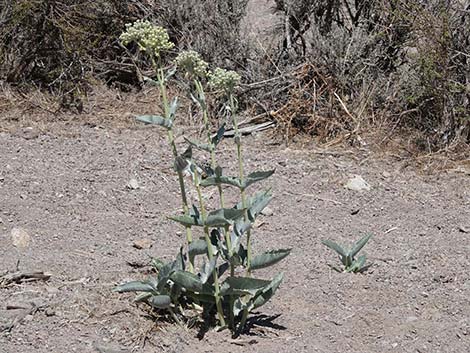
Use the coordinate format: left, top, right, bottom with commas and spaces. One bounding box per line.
243, 313, 287, 335
195, 313, 286, 340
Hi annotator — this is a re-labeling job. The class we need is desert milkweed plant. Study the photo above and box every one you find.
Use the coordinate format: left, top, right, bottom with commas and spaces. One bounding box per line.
322, 234, 373, 273
114, 21, 291, 336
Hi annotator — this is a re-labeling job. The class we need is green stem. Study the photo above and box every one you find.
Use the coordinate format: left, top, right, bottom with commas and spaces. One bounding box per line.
229, 91, 252, 334
195, 80, 235, 330
193, 168, 226, 328
195, 81, 233, 267
156, 66, 194, 272
229, 93, 252, 275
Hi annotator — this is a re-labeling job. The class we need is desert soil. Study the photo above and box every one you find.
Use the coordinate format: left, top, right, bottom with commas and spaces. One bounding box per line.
0, 119, 469, 353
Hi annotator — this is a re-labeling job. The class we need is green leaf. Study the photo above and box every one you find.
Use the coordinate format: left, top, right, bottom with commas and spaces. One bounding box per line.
136, 115, 173, 129
243, 189, 273, 221
149, 295, 171, 309
165, 67, 177, 81
322, 239, 347, 257
188, 239, 207, 257
184, 137, 212, 152
173, 247, 185, 272
252, 273, 284, 310
170, 271, 203, 292
220, 276, 271, 296
169, 214, 202, 227
200, 175, 242, 188
143, 76, 159, 87
346, 255, 367, 273
151, 258, 165, 271
114, 281, 155, 293
169, 97, 178, 120
134, 292, 152, 303
211, 124, 225, 146
198, 258, 216, 284
242, 170, 275, 189
205, 208, 245, 227
250, 249, 291, 271
349, 234, 373, 258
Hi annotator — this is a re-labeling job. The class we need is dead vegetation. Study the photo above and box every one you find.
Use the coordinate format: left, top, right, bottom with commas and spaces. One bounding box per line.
0, 0, 469, 151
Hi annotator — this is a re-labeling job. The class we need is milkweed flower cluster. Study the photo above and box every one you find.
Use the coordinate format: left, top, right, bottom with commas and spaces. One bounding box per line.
120, 20, 174, 57
208, 68, 241, 92
174, 50, 208, 79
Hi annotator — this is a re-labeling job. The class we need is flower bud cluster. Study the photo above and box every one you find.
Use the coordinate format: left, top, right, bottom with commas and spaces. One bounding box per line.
208, 68, 241, 92
174, 50, 208, 78
120, 20, 174, 57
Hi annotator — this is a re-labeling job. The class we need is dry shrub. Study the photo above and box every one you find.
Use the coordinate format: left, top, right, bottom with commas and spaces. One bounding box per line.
0, 0, 250, 109
269, 0, 470, 148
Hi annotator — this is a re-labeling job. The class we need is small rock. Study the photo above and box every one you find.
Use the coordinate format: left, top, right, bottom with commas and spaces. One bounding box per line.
11, 227, 31, 248
350, 208, 360, 215
254, 219, 265, 228
261, 207, 274, 216
45, 308, 56, 317
133, 238, 153, 250
382, 171, 392, 178
458, 225, 469, 233
127, 178, 139, 190
344, 175, 371, 191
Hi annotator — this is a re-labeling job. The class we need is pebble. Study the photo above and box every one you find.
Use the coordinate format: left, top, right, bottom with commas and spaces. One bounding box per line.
11, 227, 31, 248
344, 175, 371, 191
133, 238, 153, 250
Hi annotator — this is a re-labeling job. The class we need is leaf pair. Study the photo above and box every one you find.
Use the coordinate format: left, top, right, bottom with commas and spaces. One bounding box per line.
170, 207, 246, 227
201, 170, 275, 190
135, 97, 179, 129
223, 273, 284, 317
322, 234, 373, 273
185, 125, 225, 153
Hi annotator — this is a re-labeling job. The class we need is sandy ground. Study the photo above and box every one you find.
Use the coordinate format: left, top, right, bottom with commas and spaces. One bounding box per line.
0, 120, 469, 353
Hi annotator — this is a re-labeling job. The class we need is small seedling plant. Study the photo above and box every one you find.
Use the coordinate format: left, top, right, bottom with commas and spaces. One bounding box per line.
115, 21, 290, 336
322, 234, 372, 273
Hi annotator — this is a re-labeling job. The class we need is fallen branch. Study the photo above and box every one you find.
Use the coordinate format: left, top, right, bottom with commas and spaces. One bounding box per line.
0, 271, 51, 286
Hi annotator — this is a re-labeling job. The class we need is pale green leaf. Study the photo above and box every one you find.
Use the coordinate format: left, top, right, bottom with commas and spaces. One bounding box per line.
205, 208, 245, 227
220, 276, 270, 296
252, 273, 284, 309
136, 115, 172, 129
149, 295, 171, 309
322, 239, 347, 257
250, 249, 291, 271
114, 281, 155, 293
170, 270, 203, 292
242, 170, 275, 189
349, 234, 373, 258
188, 239, 207, 257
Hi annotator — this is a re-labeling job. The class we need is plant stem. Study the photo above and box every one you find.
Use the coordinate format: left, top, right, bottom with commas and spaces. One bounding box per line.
193, 168, 226, 328
195, 80, 235, 330
229, 91, 252, 335
156, 67, 195, 273
195, 81, 233, 269
228, 92, 252, 275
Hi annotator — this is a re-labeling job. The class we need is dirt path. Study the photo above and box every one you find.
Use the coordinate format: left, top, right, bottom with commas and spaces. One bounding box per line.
0, 122, 469, 353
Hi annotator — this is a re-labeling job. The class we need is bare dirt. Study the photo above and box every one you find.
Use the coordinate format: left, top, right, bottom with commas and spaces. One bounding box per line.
0, 115, 469, 353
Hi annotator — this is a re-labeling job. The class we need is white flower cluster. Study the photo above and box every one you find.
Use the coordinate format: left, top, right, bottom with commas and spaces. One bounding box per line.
174, 50, 208, 78
120, 20, 174, 57
208, 68, 241, 92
